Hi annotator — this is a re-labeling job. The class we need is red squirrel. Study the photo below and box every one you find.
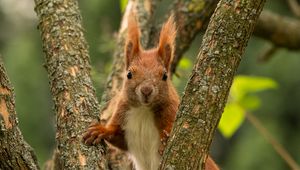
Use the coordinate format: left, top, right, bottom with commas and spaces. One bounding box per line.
83, 13, 219, 170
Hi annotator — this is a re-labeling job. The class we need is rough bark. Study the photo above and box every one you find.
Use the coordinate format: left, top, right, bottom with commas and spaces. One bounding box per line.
160, 0, 266, 169
34, 0, 108, 169
255, 10, 300, 50
0, 57, 39, 170
170, 0, 219, 74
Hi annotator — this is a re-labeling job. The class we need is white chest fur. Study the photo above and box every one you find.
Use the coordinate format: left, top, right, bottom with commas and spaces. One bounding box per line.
124, 106, 160, 170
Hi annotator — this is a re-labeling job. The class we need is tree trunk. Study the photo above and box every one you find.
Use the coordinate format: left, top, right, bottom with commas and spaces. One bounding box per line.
0, 57, 39, 170
34, 0, 108, 169
160, 0, 266, 169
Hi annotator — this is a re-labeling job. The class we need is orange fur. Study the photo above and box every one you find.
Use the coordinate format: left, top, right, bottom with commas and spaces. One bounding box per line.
125, 11, 140, 69
158, 14, 176, 70
83, 13, 219, 170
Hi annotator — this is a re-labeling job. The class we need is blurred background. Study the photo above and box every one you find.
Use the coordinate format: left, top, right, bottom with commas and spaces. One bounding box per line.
0, 0, 299, 169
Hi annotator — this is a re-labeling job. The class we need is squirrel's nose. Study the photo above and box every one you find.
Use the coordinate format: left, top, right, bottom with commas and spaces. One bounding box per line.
141, 86, 153, 97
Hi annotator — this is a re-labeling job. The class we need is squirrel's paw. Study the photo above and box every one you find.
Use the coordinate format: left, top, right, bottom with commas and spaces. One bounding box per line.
82, 122, 109, 146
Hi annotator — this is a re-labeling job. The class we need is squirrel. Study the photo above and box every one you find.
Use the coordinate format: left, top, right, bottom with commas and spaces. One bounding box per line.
83, 13, 219, 170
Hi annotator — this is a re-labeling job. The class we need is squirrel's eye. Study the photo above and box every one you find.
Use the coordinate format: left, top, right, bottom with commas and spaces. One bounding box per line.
162, 72, 168, 81
127, 71, 132, 79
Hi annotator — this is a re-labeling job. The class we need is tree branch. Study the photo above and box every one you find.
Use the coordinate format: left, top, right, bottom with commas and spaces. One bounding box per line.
257, 43, 278, 63
245, 112, 300, 170
160, 0, 266, 169
34, 0, 108, 169
287, 0, 300, 17
0, 57, 39, 170
254, 10, 300, 50
169, 0, 220, 74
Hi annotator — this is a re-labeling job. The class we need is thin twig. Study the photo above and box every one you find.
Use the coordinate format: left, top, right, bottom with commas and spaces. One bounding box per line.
257, 43, 278, 63
245, 111, 300, 170
287, 0, 300, 17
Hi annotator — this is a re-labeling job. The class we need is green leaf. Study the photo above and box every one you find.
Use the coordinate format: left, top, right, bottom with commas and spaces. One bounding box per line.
178, 57, 192, 70
239, 95, 261, 110
218, 103, 245, 138
218, 75, 278, 138
231, 75, 278, 100
120, 0, 128, 13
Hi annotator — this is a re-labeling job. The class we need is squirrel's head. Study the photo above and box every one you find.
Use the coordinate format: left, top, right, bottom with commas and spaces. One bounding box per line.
123, 13, 176, 106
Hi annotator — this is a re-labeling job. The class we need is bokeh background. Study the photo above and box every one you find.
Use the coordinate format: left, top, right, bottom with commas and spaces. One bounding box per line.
0, 0, 299, 169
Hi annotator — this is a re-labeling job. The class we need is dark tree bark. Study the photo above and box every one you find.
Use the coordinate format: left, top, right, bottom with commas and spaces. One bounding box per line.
170, 0, 219, 74
0, 57, 39, 170
255, 10, 300, 50
160, 0, 266, 169
34, 0, 108, 169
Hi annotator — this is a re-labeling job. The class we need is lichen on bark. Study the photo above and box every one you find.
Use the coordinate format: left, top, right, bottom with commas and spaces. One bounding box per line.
0, 57, 39, 170
34, 0, 108, 169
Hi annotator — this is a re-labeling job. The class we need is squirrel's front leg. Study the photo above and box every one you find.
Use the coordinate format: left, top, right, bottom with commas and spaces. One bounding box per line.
83, 122, 118, 145
83, 101, 128, 150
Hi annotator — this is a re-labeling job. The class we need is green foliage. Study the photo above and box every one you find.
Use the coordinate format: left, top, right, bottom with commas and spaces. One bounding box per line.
120, 0, 128, 13
231, 75, 278, 101
173, 57, 193, 95
188, 0, 205, 13
218, 75, 278, 138
218, 103, 245, 138
178, 57, 192, 70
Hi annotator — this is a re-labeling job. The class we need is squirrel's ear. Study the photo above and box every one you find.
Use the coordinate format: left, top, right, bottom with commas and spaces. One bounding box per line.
125, 12, 140, 69
158, 14, 176, 71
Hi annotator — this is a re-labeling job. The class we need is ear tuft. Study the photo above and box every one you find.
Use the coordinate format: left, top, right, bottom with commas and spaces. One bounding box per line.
158, 14, 177, 71
125, 11, 140, 69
